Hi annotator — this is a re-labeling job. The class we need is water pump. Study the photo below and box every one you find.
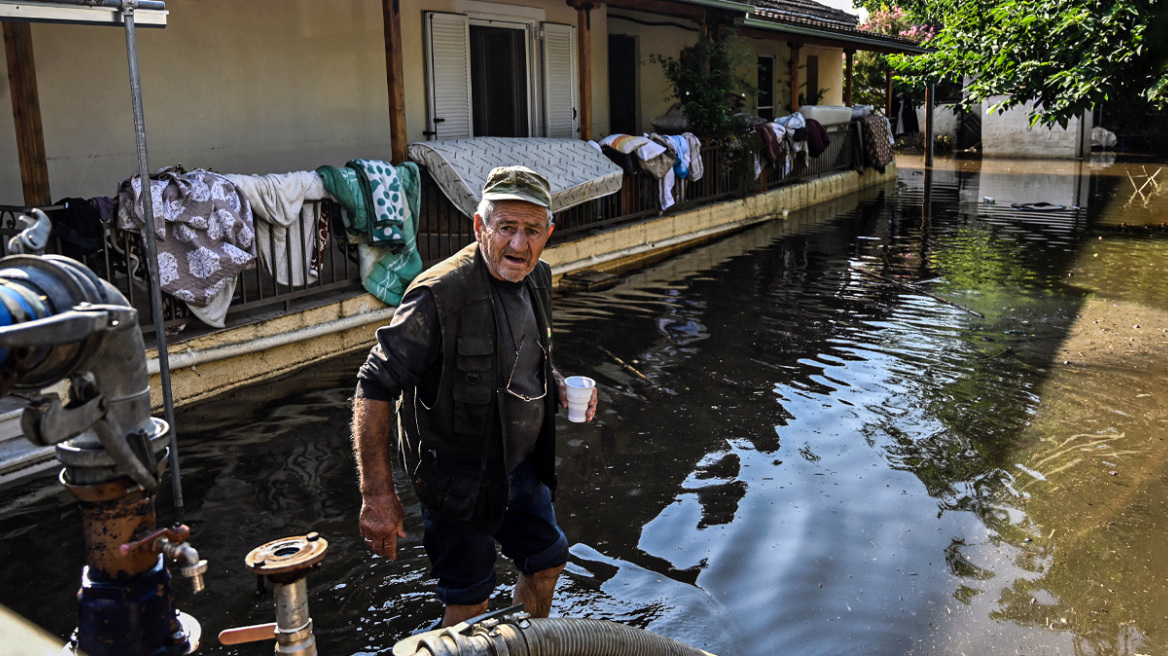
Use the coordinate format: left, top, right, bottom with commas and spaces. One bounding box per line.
0, 215, 203, 655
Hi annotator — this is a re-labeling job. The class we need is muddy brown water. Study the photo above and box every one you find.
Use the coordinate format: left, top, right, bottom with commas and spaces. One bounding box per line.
2, 154, 1168, 655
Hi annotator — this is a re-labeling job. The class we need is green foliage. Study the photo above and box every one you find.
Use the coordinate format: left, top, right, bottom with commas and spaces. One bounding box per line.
651, 29, 760, 193
797, 85, 829, 108
854, 0, 1168, 127
650, 30, 754, 141
853, 5, 934, 107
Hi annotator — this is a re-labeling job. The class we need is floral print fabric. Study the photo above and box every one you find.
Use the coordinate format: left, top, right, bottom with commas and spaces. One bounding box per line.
117, 167, 256, 308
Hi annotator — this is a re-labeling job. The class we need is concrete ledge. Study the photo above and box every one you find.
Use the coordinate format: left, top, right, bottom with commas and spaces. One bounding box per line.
147, 294, 393, 409
544, 167, 895, 277
147, 164, 896, 410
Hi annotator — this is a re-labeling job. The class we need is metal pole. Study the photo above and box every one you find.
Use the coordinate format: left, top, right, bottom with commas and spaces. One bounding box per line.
37, 0, 167, 8
121, 0, 183, 510
925, 83, 935, 168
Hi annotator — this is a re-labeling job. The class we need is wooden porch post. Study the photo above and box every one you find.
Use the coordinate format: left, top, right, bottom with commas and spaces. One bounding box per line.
788, 42, 801, 112
3, 22, 51, 206
381, 0, 408, 164
577, 4, 593, 141
884, 68, 893, 118
843, 49, 854, 107
924, 83, 934, 167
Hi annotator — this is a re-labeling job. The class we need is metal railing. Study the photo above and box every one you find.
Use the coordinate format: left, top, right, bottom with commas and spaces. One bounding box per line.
0, 201, 365, 336
3, 122, 861, 336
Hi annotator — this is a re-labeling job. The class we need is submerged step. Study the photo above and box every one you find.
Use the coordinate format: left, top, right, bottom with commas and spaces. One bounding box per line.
558, 270, 620, 292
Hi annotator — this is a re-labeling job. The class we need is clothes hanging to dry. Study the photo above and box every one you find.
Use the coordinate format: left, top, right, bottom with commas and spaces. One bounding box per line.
116, 167, 256, 327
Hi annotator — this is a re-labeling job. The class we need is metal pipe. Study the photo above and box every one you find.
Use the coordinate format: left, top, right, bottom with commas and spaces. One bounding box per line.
158, 537, 208, 593
222, 533, 328, 655
22, 0, 166, 9
145, 306, 397, 375
273, 579, 316, 656
120, 0, 183, 509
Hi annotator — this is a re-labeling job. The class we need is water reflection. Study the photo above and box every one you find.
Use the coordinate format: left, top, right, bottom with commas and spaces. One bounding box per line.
2, 157, 1168, 655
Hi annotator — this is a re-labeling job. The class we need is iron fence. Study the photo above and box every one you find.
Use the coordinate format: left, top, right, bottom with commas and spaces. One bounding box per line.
0, 201, 365, 335
3, 122, 861, 336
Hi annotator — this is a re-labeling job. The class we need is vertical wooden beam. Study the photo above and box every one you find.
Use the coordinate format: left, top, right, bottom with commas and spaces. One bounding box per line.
924, 83, 934, 167
3, 22, 51, 206
577, 5, 592, 141
884, 68, 893, 119
843, 50, 854, 107
788, 42, 801, 112
382, 0, 408, 164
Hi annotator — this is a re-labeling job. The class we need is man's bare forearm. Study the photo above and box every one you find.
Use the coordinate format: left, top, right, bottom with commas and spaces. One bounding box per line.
351, 397, 397, 498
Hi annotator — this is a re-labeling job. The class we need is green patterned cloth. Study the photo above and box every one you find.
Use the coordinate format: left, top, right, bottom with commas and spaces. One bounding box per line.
317, 160, 423, 305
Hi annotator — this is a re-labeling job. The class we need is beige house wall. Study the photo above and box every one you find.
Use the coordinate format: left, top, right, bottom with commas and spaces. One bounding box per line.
607, 11, 702, 134
404, 0, 603, 142
610, 19, 850, 135
0, 0, 610, 204
0, 0, 396, 202
745, 36, 791, 115
805, 45, 845, 107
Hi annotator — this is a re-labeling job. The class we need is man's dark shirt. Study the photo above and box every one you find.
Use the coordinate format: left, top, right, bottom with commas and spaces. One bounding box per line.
355, 280, 546, 471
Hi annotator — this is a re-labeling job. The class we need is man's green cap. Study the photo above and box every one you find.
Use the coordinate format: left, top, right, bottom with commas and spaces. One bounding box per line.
481, 165, 552, 208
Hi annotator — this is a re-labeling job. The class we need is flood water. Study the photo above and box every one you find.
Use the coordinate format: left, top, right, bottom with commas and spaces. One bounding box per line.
3, 155, 1168, 655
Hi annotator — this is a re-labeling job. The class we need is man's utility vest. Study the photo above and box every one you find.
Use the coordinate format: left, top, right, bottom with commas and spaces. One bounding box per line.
398, 243, 558, 533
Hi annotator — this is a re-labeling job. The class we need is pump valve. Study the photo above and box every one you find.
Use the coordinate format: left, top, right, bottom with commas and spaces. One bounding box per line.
120, 525, 208, 593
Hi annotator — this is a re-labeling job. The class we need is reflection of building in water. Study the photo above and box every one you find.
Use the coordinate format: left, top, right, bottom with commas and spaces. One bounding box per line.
898, 158, 1092, 240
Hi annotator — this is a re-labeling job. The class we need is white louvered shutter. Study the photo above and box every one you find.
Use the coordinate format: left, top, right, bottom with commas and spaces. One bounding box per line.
541, 22, 577, 138
424, 12, 472, 140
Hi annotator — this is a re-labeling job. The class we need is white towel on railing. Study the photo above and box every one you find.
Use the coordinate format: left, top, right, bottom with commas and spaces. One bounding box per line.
225, 171, 329, 286
683, 133, 704, 182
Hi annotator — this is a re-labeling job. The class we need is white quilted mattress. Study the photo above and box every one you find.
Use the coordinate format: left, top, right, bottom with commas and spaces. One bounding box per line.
408, 137, 624, 218
798, 105, 856, 126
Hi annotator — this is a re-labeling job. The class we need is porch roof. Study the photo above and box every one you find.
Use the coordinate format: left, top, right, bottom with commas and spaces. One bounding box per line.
604, 0, 929, 55
743, 15, 929, 55
671, 0, 756, 13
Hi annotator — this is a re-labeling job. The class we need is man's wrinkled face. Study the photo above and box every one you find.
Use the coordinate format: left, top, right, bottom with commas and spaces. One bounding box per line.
474, 200, 554, 282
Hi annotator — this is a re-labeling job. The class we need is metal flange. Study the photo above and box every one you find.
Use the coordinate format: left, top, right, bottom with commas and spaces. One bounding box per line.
245, 533, 328, 578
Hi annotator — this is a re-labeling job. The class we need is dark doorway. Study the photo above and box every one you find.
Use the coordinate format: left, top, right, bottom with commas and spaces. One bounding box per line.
470, 25, 529, 137
608, 35, 638, 135
804, 55, 820, 106
757, 56, 775, 120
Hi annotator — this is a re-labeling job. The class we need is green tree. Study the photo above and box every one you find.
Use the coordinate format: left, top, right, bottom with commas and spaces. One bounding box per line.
854, 0, 1168, 127
852, 6, 935, 107
651, 29, 760, 192
650, 30, 754, 141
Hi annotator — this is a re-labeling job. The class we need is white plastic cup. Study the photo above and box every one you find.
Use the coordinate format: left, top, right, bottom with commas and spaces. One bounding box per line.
564, 376, 595, 423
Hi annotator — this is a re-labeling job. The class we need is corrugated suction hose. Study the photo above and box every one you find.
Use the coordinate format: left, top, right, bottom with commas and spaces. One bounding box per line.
394, 615, 714, 656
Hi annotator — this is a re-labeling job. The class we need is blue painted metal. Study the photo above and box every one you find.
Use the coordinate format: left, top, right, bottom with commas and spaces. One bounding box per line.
75, 555, 189, 656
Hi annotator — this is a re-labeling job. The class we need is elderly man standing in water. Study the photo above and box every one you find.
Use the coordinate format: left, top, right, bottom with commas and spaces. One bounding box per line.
351, 166, 598, 627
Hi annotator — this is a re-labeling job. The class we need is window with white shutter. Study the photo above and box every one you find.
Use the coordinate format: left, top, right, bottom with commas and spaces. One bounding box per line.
541, 22, 578, 138
424, 12, 473, 140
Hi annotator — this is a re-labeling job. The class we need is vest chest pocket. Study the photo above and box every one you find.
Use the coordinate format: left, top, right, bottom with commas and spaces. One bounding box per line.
453, 334, 494, 435
456, 335, 494, 375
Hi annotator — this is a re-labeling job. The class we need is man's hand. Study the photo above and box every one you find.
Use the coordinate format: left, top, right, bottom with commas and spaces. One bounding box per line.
554, 370, 599, 422
352, 397, 407, 558
360, 491, 407, 559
